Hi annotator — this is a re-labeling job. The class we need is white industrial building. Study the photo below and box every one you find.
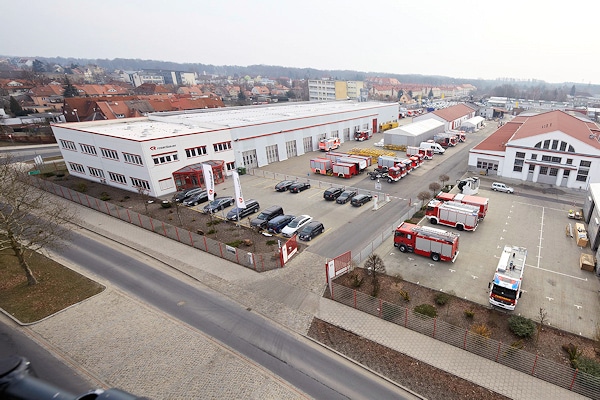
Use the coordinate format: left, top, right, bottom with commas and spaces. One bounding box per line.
383, 119, 445, 147
51, 101, 398, 197
413, 103, 478, 131
469, 110, 600, 189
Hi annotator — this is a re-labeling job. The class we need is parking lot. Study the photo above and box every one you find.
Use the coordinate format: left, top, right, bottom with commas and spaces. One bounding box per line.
182, 124, 600, 339
380, 186, 600, 338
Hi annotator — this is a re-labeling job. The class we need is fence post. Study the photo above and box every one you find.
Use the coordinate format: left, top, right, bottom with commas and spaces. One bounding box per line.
162, 221, 167, 236
137, 214, 143, 228
149, 217, 154, 232
531, 353, 538, 375
569, 369, 578, 390
175, 227, 181, 242
496, 342, 502, 362
116, 206, 121, 220
203, 236, 208, 251
126, 209, 132, 223
188, 231, 194, 246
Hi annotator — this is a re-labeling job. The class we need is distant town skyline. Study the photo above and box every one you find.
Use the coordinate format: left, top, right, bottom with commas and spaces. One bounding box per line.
3, 0, 598, 85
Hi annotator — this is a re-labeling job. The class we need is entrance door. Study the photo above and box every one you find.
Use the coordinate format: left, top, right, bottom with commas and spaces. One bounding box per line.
242, 149, 258, 169
372, 118, 377, 133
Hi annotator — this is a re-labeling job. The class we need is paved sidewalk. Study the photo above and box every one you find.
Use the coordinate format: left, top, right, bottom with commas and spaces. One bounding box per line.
29, 200, 587, 399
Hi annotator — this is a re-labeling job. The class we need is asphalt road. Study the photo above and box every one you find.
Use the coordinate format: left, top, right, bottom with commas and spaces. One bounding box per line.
55, 227, 419, 399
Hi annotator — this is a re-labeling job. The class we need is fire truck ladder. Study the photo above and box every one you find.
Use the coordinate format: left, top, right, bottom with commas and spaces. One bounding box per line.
441, 201, 479, 213
412, 225, 459, 242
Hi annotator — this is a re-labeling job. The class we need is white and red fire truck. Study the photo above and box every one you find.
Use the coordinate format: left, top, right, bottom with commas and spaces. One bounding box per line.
488, 245, 526, 310
436, 192, 489, 219
425, 199, 479, 231
377, 156, 409, 176
393, 222, 460, 262
386, 166, 404, 183
332, 162, 358, 178
406, 146, 434, 160
319, 137, 340, 151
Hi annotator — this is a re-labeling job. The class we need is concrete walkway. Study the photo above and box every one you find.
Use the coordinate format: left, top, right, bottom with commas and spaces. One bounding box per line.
28, 199, 587, 399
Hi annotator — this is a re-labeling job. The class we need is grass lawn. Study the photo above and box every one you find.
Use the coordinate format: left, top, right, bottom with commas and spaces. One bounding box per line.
0, 248, 105, 324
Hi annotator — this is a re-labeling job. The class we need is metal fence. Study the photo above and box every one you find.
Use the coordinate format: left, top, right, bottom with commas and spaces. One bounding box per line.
329, 282, 600, 399
36, 179, 283, 272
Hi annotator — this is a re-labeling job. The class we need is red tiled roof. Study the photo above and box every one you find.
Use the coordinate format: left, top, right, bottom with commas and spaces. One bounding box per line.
431, 104, 475, 122
473, 110, 600, 152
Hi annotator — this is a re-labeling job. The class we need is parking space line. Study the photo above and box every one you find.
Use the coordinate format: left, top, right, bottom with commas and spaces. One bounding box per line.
525, 263, 588, 281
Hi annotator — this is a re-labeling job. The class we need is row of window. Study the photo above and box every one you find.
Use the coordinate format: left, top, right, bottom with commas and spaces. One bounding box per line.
59, 140, 233, 165
68, 162, 150, 189
512, 151, 590, 181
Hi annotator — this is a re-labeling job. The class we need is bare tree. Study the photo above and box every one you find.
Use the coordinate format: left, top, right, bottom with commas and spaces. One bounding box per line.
0, 156, 77, 285
135, 185, 151, 214
417, 191, 432, 207
429, 182, 442, 198
364, 253, 386, 296
439, 174, 449, 190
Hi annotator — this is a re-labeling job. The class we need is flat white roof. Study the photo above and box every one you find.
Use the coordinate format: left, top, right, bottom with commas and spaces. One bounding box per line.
57, 101, 392, 141
387, 119, 445, 136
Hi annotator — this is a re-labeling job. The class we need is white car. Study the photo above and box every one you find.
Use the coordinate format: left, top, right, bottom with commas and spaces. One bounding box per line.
281, 214, 313, 237
374, 139, 384, 147
491, 182, 514, 193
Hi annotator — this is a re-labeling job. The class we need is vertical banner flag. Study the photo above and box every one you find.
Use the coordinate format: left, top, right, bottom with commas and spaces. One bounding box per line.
202, 164, 215, 201
232, 170, 247, 208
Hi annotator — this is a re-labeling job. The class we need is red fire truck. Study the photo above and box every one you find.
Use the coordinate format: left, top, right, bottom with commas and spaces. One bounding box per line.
377, 156, 409, 176
310, 158, 332, 175
386, 166, 404, 183
393, 222, 460, 262
488, 245, 526, 310
436, 192, 489, 219
354, 130, 372, 141
425, 199, 479, 231
319, 137, 340, 151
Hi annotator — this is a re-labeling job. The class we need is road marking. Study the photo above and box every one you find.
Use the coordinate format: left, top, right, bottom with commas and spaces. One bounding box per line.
525, 263, 588, 281
471, 275, 478, 279
574, 305, 582, 310
449, 268, 456, 272
546, 297, 554, 301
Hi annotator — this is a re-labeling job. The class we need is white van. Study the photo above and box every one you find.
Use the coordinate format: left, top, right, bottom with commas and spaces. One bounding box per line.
419, 141, 445, 154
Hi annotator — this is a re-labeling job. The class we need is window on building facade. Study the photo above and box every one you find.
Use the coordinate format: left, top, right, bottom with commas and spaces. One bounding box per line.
515, 152, 525, 158
576, 160, 591, 182
549, 168, 558, 176
528, 164, 535, 172
123, 152, 143, 165
131, 177, 150, 190
100, 148, 119, 160
80, 143, 97, 155
566, 158, 573, 165
539, 166, 548, 175
226, 161, 235, 171
581, 160, 591, 168
543, 140, 550, 149
551, 140, 559, 150
551, 156, 561, 163
534, 140, 575, 153
158, 177, 174, 191
185, 146, 207, 158
68, 162, 85, 174
60, 139, 77, 151
542, 155, 552, 162
213, 141, 232, 152
331, 130, 339, 138
88, 167, 105, 178
152, 152, 179, 165
108, 171, 127, 184
563, 170, 570, 177
531, 154, 537, 160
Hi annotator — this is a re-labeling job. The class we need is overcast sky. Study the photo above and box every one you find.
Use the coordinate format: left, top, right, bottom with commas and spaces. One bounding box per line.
3, 0, 598, 84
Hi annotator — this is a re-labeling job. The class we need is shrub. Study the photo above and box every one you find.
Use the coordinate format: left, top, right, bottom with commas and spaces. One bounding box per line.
464, 309, 475, 319
207, 228, 217, 235
226, 240, 243, 247
573, 356, 600, 378
349, 272, 364, 288
510, 339, 524, 349
398, 289, 410, 302
74, 182, 88, 193
414, 304, 437, 318
434, 292, 450, 305
207, 220, 221, 226
266, 240, 277, 246
471, 323, 492, 338
42, 172, 55, 178
562, 343, 583, 362
508, 315, 536, 338
99, 192, 111, 201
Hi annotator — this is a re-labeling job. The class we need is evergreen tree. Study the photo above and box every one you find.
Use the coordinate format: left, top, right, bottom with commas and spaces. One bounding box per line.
63, 76, 79, 98
9, 96, 23, 116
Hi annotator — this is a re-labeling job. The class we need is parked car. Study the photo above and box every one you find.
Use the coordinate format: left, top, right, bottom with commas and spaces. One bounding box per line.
226, 199, 260, 221
182, 190, 215, 206
298, 221, 325, 241
336, 189, 358, 204
289, 182, 311, 193
491, 182, 514, 193
351, 194, 373, 207
275, 180, 295, 192
250, 205, 284, 229
267, 214, 296, 234
281, 215, 313, 237
323, 187, 343, 201
173, 187, 202, 203
202, 196, 235, 213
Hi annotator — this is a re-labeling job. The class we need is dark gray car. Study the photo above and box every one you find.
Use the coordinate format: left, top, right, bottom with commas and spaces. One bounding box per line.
226, 199, 260, 221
